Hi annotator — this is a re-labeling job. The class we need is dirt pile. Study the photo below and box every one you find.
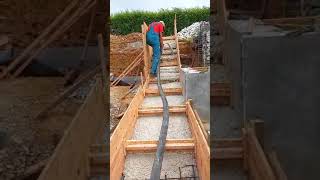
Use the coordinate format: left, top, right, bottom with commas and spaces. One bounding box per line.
110, 33, 143, 77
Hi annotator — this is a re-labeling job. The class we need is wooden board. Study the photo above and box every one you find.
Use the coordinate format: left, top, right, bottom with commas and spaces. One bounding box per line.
138, 105, 186, 116
212, 138, 243, 159
174, 15, 182, 67
186, 101, 210, 180
246, 128, 276, 180
110, 85, 145, 180
126, 139, 194, 153
267, 150, 288, 180
160, 61, 179, 67
163, 36, 176, 40
145, 87, 182, 96
37, 79, 106, 180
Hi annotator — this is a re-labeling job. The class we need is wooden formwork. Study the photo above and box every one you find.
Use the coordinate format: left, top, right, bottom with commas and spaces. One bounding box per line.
110, 17, 210, 179
37, 78, 106, 180
212, 120, 287, 180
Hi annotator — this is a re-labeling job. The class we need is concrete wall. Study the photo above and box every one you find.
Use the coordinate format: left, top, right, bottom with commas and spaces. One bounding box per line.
181, 68, 210, 123
227, 20, 320, 179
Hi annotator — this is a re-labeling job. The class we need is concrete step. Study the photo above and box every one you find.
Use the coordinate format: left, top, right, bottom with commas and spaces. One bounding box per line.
163, 36, 176, 40
160, 66, 179, 73
161, 54, 177, 61
141, 95, 185, 108
149, 73, 180, 83
160, 61, 178, 67
148, 82, 182, 89
163, 42, 176, 50
162, 49, 177, 55
145, 87, 183, 96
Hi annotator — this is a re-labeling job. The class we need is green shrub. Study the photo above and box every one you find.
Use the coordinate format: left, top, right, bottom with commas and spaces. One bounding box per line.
111, 7, 209, 36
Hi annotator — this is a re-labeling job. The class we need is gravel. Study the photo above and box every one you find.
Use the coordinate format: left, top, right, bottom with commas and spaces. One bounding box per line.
177, 21, 210, 66
161, 54, 177, 60
141, 95, 185, 107
178, 21, 208, 40
124, 152, 197, 179
163, 40, 176, 49
131, 115, 191, 140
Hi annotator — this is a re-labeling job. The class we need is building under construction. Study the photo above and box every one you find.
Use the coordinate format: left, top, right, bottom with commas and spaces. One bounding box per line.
0, 0, 319, 179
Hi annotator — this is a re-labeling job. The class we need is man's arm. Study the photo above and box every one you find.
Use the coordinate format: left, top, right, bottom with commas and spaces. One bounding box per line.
159, 32, 163, 53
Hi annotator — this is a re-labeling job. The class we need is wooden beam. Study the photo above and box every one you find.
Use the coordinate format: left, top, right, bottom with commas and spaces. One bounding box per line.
194, 109, 209, 143
98, 34, 107, 90
212, 147, 243, 159
126, 139, 194, 153
262, 16, 320, 24
110, 86, 145, 180
38, 79, 105, 180
0, 0, 80, 79
267, 150, 288, 180
145, 87, 182, 96
12, 0, 97, 78
213, 138, 243, 148
160, 61, 179, 67
212, 138, 243, 160
138, 105, 186, 115
163, 36, 176, 40
173, 15, 181, 67
127, 138, 193, 145
186, 100, 210, 179
247, 128, 276, 180
250, 119, 265, 149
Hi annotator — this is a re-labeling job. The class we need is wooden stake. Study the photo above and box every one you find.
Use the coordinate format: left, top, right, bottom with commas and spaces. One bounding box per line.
98, 34, 107, 90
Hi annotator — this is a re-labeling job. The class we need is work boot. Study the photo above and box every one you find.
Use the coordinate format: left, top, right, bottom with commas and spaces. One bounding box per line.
150, 73, 156, 78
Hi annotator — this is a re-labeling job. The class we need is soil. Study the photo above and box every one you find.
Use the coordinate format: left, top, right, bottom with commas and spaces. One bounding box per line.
110, 86, 133, 131
110, 33, 143, 77
0, 77, 83, 179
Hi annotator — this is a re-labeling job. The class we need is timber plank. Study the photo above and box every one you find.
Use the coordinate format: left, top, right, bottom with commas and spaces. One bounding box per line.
186, 101, 210, 179
145, 87, 182, 96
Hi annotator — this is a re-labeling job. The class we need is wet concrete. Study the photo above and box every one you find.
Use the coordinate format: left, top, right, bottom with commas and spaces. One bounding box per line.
124, 152, 197, 179
131, 115, 191, 140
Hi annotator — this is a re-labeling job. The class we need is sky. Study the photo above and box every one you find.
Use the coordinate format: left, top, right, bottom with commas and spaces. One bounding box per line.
110, 0, 209, 14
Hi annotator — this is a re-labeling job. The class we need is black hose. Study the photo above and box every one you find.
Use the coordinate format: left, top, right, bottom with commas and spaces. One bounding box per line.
150, 52, 170, 180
